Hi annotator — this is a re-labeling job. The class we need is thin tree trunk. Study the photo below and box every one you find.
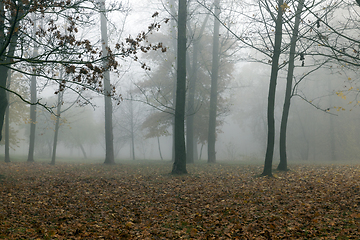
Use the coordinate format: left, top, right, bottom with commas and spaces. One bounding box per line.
27, 16, 38, 163
4, 71, 10, 162
27, 75, 37, 163
199, 143, 204, 160
329, 112, 336, 161
328, 81, 336, 161
79, 143, 87, 159
172, 0, 187, 174
193, 137, 198, 161
51, 87, 63, 165
186, 44, 197, 164
0, 2, 20, 142
208, 0, 220, 163
278, 0, 304, 171
0, 68, 7, 142
262, 0, 283, 176
130, 95, 135, 160
100, 0, 115, 164
157, 136, 163, 160
169, 0, 177, 163
0, 3, 6, 142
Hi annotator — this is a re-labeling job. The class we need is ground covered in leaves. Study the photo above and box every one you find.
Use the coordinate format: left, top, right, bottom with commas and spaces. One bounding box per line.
1, 161, 360, 239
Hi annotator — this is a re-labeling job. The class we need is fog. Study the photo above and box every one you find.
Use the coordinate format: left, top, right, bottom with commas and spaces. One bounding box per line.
1, 0, 360, 166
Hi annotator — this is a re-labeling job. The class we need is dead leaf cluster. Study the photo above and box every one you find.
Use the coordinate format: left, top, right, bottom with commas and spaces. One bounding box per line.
1, 162, 360, 239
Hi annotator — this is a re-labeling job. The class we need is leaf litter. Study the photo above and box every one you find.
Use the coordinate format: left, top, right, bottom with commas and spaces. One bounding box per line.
1, 162, 360, 239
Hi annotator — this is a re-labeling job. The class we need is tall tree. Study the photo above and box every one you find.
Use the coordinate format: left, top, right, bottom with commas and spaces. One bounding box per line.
207, 0, 220, 163
27, 16, 38, 163
278, 0, 304, 171
51, 85, 64, 165
186, 8, 211, 164
172, 0, 187, 174
4, 71, 10, 163
0, 0, 23, 142
100, 0, 115, 164
262, 0, 284, 177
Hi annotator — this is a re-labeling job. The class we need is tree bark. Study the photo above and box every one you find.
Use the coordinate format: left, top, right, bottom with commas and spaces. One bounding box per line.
157, 136, 163, 160
0, 2, 21, 142
0, 70, 7, 142
51, 87, 63, 165
172, 0, 187, 174
169, 0, 177, 163
186, 43, 197, 164
4, 72, 10, 162
262, 0, 283, 176
100, 0, 115, 164
0, 3, 9, 142
27, 15, 38, 163
278, 0, 304, 171
27, 73, 37, 163
208, 0, 220, 163
79, 143, 87, 159
130, 94, 135, 160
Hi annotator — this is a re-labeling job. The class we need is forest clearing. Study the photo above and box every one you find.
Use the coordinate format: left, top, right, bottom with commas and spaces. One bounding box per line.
1, 161, 360, 239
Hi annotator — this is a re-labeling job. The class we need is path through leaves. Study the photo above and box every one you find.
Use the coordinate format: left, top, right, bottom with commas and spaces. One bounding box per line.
1, 162, 360, 239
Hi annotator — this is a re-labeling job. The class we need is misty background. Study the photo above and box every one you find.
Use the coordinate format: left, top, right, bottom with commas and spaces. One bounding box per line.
1, 0, 359, 164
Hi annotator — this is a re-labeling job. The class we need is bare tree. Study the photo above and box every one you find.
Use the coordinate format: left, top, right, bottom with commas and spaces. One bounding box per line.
172, 0, 188, 174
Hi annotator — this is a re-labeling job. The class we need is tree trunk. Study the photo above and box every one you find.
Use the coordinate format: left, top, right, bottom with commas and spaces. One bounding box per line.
0, 2, 17, 142
27, 16, 38, 163
0, 2, 22, 143
169, 0, 177, 163
79, 143, 87, 159
208, 0, 220, 163
193, 137, 198, 161
199, 143, 204, 160
0, 69, 7, 142
186, 43, 197, 164
157, 136, 163, 160
278, 0, 304, 171
100, 0, 115, 164
51, 87, 63, 165
4, 71, 10, 163
262, 0, 283, 177
130, 95, 135, 160
27, 75, 37, 163
171, 0, 187, 174
328, 80, 336, 161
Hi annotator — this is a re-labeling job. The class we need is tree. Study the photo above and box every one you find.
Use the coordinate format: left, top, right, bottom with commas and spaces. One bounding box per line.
51, 85, 63, 165
100, 0, 115, 164
60, 106, 101, 159
172, 0, 187, 174
185, 3, 212, 164
50, 74, 81, 165
0, 0, 167, 152
261, 0, 284, 177
277, 0, 304, 171
27, 16, 39, 163
113, 91, 147, 160
1, 72, 29, 162
207, 0, 221, 163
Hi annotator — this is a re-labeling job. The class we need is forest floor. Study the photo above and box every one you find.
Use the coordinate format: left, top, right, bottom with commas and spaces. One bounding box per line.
1, 161, 360, 239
